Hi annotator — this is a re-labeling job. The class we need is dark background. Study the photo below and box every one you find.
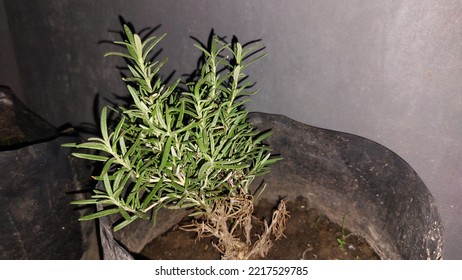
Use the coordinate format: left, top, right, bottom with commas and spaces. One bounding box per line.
1, 0, 461, 259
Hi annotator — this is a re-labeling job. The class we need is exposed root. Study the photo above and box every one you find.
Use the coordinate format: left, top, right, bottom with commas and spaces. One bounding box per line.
181, 195, 290, 260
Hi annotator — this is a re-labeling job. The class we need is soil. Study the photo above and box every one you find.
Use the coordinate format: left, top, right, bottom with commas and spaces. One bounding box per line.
140, 197, 380, 260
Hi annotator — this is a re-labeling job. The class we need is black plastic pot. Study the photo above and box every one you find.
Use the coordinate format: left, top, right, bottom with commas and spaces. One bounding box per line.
99, 112, 444, 260
0, 86, 96, 259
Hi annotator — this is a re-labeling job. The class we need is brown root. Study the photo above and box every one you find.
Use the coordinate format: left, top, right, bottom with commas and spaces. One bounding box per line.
181, 195, 290, 260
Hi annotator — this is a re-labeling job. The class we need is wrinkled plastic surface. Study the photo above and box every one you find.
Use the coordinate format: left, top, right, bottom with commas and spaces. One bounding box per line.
0, 86, 58, 149
0, 86, 94, 259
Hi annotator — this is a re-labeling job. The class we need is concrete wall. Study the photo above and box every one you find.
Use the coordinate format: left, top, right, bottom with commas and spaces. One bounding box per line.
2, 0, 461, 259
0, 0, 23, 100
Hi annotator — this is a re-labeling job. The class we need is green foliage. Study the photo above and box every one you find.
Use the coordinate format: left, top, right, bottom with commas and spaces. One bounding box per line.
64, 25, 280, 231
336, 212, 351, 249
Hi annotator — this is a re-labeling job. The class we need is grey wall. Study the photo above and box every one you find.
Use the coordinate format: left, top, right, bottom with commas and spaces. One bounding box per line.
0, 0, 23, 100
2, 0, 461, 259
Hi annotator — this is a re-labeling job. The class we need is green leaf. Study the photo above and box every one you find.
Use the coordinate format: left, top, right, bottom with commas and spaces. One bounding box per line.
118, 137, 127, 155
127, 85, 143, 111
75, 142, 109, 152
61, 143, 77, 148
110, 40, 137, 58
188, 211, 206, 217
100, 106, 109, 142
99, 158, 116, 178
194, 43, 211, 57
134, 33, 143, 54
125, 132, 142, 157
159, 136, 173, 170
70, 199, 99, 205
155, 103, 168, 130
172, 119, 200, 134
235, 42, 242, 64
209, 132, 216, 155
254, 130, 273, 144
113, 116, 125, 140
87, 137, 107, 144
114, 171, 131, 200
104, 51, 135, 61
119, 206, 131, 221
72, 153, 109, 162
103, 173, 114, 197
141, 178, 164, 209
114, 215, 139, 232
142, 34, 166, 61
126, 64, 143, 80
198, 161, 212, 178
78, 208, 120, 221
149, 58, 168, 79
123, 25, 134, 43
215, 163, 250, 170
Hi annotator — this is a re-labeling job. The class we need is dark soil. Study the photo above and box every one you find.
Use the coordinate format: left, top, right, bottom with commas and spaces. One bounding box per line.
140, 197, 380, 260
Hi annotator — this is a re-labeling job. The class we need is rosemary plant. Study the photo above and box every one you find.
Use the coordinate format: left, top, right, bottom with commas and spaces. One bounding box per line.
64, 25, 279, 229
64, 26, 286, 259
